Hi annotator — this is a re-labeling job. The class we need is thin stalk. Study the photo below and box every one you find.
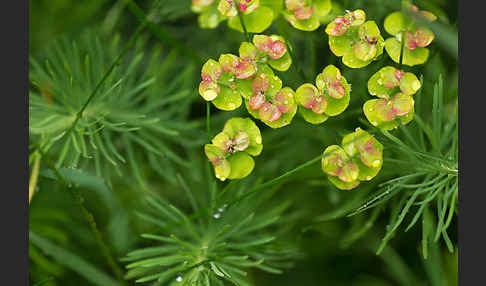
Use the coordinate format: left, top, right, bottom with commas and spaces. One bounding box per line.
225, 154, 323, 209
206, 102, 211, 143
399, 31, 405, 68
236, 5, 250, 42
28, 153, 41, 205
38, 149, 127, 285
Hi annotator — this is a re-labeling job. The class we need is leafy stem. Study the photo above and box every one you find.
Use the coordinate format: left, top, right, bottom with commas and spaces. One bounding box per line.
29, 153, 41, 205
236, 5, 251, 42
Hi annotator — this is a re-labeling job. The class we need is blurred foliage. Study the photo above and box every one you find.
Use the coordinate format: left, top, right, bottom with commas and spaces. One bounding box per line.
29, 0, 457, 285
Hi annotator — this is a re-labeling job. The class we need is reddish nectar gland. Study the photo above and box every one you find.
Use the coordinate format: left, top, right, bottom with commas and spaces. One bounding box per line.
294, 6, 314, 20
395, 69, 403, 81
269, 41, 286, 59
249, 92, 266, 110
238, 3, 247, 11
259, 102, 282, 122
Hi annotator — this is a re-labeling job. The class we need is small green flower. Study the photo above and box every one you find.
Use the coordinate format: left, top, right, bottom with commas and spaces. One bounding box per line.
251, 34, 292, 71
295, 65, 351, 124
283, 0, 332, 31
191, 0, 275, 33
325, 10, 385, 68
198, 54, 256, 111
245, 72, 298, 128
321, 128, 383, 190
367, 66, 421, 99
205, 117, 263, 181
383, 1, 437, 66
364, 66, 420, 130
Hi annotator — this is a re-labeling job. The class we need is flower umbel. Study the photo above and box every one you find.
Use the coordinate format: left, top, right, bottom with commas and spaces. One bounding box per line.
325, 9, 385, 68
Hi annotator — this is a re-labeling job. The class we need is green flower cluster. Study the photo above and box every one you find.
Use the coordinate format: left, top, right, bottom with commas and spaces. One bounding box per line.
295, 65, 351, 124
364, 66, 421, 130
325, 9, 385, 68
383, 0, 437, 66
321, 128, 383, 190
191, 0, 275, 32
191, 0, 334, 32
282, 0, 332, 31
199, 34, 295, 116
205, 117, 262, 181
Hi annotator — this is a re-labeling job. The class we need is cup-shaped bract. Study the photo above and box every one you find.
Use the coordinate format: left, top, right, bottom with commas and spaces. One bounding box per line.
205, 117, 263, 181
283, 0, 332, 31
245, 72, 298, 128
325, 10, 385, 68
364, 66, 420, 130
295, 65, 351, 124
198, 54, 257, 111
192, 0, 275, 33
321, 128, 383, 190
383, 1, 437, 66
363, 93, 415, 130
367, 66, 421, 99
251, 34, 292, 71
226, 0, 276, 33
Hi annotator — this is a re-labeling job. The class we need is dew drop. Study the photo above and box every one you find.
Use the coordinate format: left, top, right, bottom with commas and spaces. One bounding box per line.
176, 275, 183, 282
213, 213, 221, 219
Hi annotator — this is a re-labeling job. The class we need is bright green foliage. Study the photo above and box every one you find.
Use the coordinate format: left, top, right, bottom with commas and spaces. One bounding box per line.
123, 172, 296, 286
205, 118, 262, 181
383, 1, 437, 66
192, 0, 275, 33
282, 0, 332, 31
295, 65, 351, 124
29, 31, 195, 187
364, 66, 421, 130
245, 71, 297, 128
325, 10, 385, 68
199, 34, 292, 111
321, 128, 383, 190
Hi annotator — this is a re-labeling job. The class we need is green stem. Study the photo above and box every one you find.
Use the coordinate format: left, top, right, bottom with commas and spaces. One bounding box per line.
38, 149, 127, 285
399, 31, 405, 69
206, 102, 211, 143
277, 18, 306, 81
125, 0, 203, 65
236, 6, 251, 42
225, 154, 323, 208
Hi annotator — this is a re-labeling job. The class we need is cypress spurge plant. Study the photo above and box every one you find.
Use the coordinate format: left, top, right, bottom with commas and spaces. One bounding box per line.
295, 65, 351, 124
350, 76, 457, 256
364, 66, 421, 130
198, 34, 292, 111
325, 9, 385, 68
123, 174, 295, 286
322, 128, 383, 190
205, 117, 263, 181
29, 30, 195, 187
383, 0, 437, 66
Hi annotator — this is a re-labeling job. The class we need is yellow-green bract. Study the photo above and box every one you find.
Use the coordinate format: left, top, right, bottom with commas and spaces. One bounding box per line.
205, 117, 263, 181
383, 0, 437, 66
364, 66, 421, 130
295, 65, 351, 124
325, 9, 385, 68
321, 128, 383, 190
